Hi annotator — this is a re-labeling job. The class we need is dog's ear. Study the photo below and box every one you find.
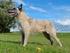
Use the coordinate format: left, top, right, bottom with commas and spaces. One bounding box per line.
18, 4, 23, 11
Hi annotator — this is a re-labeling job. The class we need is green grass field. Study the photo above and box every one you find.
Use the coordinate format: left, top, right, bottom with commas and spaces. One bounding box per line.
0, 32, 70, 53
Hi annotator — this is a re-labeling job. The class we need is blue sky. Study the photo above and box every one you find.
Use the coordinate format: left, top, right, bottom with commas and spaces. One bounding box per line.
11, 0, 70, 32
24, 0, 70, 20
12, 0, 70, 25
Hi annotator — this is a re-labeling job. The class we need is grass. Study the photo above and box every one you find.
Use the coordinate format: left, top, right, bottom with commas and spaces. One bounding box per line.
0, 32, 70, 53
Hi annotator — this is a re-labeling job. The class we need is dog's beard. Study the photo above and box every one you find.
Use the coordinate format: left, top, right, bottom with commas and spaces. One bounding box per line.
8, 11, 18, 17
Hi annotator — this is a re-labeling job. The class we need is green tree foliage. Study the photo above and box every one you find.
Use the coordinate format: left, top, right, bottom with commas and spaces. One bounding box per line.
0, 1, 16, 33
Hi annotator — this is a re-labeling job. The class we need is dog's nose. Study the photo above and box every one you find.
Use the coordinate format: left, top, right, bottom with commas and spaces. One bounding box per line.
13, 8, 16, 10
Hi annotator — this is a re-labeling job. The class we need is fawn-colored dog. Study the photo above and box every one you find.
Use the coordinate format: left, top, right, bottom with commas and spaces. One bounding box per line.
8, 4, 62, 47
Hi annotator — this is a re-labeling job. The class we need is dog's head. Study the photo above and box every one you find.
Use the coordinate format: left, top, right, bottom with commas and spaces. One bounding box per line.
7, 4, 23, 17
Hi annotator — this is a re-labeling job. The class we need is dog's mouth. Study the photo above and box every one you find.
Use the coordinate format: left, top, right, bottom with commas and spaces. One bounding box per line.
7, 8, 18, 17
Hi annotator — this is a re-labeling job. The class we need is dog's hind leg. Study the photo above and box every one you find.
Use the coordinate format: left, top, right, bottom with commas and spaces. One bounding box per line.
50, 28, 62, 47
43, 32, 53, 45
51, 32, 62, 47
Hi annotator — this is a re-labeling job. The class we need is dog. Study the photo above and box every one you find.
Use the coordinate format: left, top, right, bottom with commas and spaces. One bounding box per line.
7, 4, 62, 47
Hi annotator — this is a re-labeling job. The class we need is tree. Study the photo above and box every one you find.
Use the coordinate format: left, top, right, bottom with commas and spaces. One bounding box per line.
0, 0, 16, 33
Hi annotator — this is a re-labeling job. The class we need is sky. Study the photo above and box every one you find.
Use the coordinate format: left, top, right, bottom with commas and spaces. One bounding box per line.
11, 0, 70, 32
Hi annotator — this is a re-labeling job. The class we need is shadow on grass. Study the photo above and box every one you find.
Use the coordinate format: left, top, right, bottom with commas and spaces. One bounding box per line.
28, 42, 47, 45
0, 40, 20, 44
0, 40, 47, 46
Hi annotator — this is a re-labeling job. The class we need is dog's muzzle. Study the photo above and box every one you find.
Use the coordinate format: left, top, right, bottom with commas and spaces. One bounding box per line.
7, 8, 18, 17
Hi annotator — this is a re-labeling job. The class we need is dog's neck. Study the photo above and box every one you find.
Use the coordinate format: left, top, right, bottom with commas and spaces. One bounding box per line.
17, 11, 29, 25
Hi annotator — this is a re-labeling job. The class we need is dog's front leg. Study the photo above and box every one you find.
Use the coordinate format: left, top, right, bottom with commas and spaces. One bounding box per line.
21, 31, 25, 45
23, 30, 30, 47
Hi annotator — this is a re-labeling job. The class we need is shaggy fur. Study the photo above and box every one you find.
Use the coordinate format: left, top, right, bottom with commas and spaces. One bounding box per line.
8, 4, 62, 47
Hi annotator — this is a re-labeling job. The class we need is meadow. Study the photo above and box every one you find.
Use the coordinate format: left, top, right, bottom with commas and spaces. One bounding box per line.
0, 32, 70, 53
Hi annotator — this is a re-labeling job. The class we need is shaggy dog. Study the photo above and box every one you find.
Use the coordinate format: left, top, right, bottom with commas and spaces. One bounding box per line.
7, 4, 62, 47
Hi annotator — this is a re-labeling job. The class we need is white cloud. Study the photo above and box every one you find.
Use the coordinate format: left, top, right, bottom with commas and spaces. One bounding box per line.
62, 6, 70, 12
29, 5, 47, 13
52, 5, 70, 12
56, 19, 70, 25
47, 2, 70, 12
